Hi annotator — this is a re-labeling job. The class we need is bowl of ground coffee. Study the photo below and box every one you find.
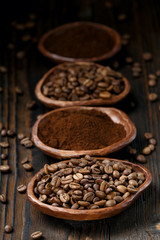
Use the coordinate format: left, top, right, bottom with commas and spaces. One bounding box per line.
35, 62, 130, 108
32, 107, 136, 159
38, 22, 121, 63
27, 156, 152, 220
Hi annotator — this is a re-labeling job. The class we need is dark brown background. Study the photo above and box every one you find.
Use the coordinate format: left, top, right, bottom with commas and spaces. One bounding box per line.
0, 0, 160, 239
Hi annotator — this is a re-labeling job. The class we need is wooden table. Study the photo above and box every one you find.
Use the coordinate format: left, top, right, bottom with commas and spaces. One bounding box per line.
0, 0, 160, 239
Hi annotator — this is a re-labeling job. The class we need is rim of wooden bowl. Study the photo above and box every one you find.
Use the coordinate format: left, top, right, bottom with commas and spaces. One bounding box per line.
32, 106, 136, 159
35, 62, 130, 108
27, 158, 152, 221
38, 21, 122, 63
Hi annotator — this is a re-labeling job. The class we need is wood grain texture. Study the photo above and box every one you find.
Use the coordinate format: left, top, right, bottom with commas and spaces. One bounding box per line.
0, 0, 160, 239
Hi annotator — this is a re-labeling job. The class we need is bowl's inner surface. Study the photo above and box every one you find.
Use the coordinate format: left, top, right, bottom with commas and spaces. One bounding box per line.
38, 109, 126, 151
43, 24, 115, 59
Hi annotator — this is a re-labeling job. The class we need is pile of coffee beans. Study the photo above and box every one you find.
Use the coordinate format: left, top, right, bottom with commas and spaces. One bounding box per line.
34, 156, 145, 210
42, 63, 125, 101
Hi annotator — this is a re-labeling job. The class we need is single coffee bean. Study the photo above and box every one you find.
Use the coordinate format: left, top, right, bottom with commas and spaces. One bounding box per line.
148, 79, 156, 87
144, 132, 153, 139
39, 194, 47, 202
26, 100, 36, 110
127, 172, 137, 180
7, 130, 15, 137
94, 200, 106, 206
117, 185, 127, 194
123, 191, 130, 199
127, 185, 138, 193
113, 196, 123, 203
106, 199, 116, 207
0, 66, 7, 73
1, 153, 8, 160
0, 165, 10, 173
95, 191, 106, 199
18, 133, 25, 140
60, 193, 70, 203
78, 201, 90, 207
142, 146, 151, 155
73, 173, 83, 181
83, 192, 95, 202
118, 13, 127, 21
4, 225, 13, 233
0, 194, 7, 203
31, 231, 43, 239
51, 176, 61, 188
128, 147, 137, 155
129, 180, 138, 187
143, 52, 152, 61
17, 184, 27, 193
0, 142, 9, 148
148, 93, 158, 102
149, 138, 156, 145
21, 157, 29, 164
136, 154, 146, 163
1, 129, 7, 136
104, 165, 113, 174
125, 57, 133, 64
15, 86, 23, 95
16, 51, 25, 59
148, 144, 155, 151
24, 140, 33, 148
23, 163, 33, 171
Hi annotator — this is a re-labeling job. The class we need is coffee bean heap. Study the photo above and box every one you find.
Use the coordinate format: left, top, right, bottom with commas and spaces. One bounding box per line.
42, 64, 125, 101
34, 156, 145, 210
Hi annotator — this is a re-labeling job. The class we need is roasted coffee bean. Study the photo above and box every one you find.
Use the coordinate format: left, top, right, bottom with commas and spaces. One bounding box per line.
83, 192, 95, 202
51, 176, 61, 187
31, 231, 43, 239
149, 138, 156, 145
148, 93, 158, 102
136, 154, 146, 163
95, 191, 106, 199
142, 147, 151, 155
123, 192, 130, 199
21, 157, 29, 164
0, 194, 7, 203
148, 144, 155, 151
143, 52, 152, 61
78, 201, 90, 207
0, 142, 9, 148
26, 100, 36, 110
113, 196, 123, 203
0, 165, 10, 173
15, 86, 23, 95
1, 129, 7, 136
17, 184, 27, 193
23, 163, 33, 171
1, 153, 8, 160
148, 79, 156, 87
106, 199, 116, 207
39, 194, 47, 202
60, 193, 70, 203
4, 225, 13, 233
16, 51, 25, 59
127, 185, 138, 193
144, 132, 153, 139
117, 185, 127, 194
24, 140, 33, 148
73, 173, 83, 181
0, 66, 7, 73
129, 180, 138, 187
128, 147, 137, 155
104, 165, 113, 174
18, 133, 25, 140
128, 172, 137, 180
7, 130, 15, 137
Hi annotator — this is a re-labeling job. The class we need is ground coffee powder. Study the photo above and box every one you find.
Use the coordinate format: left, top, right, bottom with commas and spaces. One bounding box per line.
45, 24, 114, 59
38, 109, 126, 150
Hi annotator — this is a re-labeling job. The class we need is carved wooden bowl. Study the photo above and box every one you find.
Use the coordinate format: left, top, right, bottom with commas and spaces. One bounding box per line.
38, 22, 121, 63
35, 62, 130, 108
27, 158, 152, 221
32, 107, 136, 160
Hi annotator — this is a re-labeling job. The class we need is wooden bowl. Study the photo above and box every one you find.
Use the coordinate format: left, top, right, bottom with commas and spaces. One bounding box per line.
27, 158, 152, 221
38, 22, 121, 63
35, 62, 130, 108
32, 107, 136, 159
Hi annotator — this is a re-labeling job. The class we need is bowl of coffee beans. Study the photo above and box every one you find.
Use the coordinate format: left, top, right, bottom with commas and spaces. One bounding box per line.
27, 156, 152, 221
32, 106, 136, 159
38, 22, 121, 63
35, 62, 130, 108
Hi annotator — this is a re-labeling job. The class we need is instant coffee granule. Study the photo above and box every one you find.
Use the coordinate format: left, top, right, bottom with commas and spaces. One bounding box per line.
38, 109, 126, 150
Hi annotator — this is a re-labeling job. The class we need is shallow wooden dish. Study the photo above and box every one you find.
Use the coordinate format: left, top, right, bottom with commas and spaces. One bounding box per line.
38, 22, 121, 63
35, 62, 130, 108
32, 107, 136, 159
27, 158, 152, 221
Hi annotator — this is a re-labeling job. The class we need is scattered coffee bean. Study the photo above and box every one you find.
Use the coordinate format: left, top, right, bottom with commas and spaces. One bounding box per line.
0, 87, 3, 93
1, 129, 7, 136
132, 71, 140, 78
136, 154, 146, 163
148, 93, 158, 102
142, 147, 151, 155
148, 144, 155, 151
18, 133, 25, 140
125, 57, 133, 64
23, 163, 33, 171
144, 132, 153, 140
16, 51, 25, 59
8, 43, 15, 50
31, 231, 43, 239
17, 184, 27, 193
0, 142, 9, 148
149, 138, 156, 145
34, 157, 145, 210
4, 225, 13, 233
0, 165, 10, 173
26, 100, 36, 110
117, 14, 127, 21
0, 153, 8, 160
143, 52, 152, 61
15, 86, 23, 95
148, 74, 156, 80
7, 130, 15, 137
24, 140, 33, 148
148, 79, 156, 87
0, 66, 7, 73
0, 194, 7, 203
42, 63, 125, 102
128, 147, 137, 155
